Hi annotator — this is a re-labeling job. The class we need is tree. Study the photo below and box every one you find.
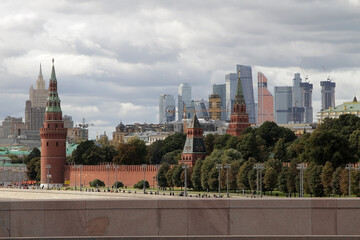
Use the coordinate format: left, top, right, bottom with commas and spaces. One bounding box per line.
114, 138, 148, 165
147, 140, 164, 164
181, 167, 193, 189
214, 134, 231, 149
26, 157, 40, 181
349, 130, 360, 159
307, 164, 324, 197
191, 158, 203, 191
201, 156, 216, 190
339, 168, 349, 196
157, 163, 170, 187
237, 133, 259, 161
165, 167, 175, 189
351, 171, 360, 197
24, 148, 40, 164
273, 138, 287, 162
256, 121, 296, 148
331, 167, 342, 196
237, 158, 256, 190
134, 180, 150, 189
101, 145, 118, 163
113, 181, 124, 188
264, 167, 277, 194
162, 132, 186, 153
162, 150, 181, 164
172, 165, 184, 187
278, 166, 288, 193
287, 159, 300, 195
207, 166, 219, 191
204, 133, 215, 154
71, 140, 96, 164
321, 162, 334, 196
228, 161, 240, 190
265, 158, 282, 173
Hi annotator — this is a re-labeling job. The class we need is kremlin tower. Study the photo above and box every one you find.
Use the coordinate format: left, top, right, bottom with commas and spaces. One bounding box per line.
226, 70, 251, 136
40, 59, 67, 187
180, 113, 207, 167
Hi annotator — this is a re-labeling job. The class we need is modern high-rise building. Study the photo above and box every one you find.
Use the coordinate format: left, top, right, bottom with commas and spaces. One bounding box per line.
178, 83, 192, 121
25, 64, 49, 136
208, 94, 222, 120
237, 65, 256, 124
257, 72, 274, 125
159, 94, 175, 123
320, 81, 336, 110
193, 99, 209, 119
212, 84, 226, 121
225, 65, 255, 123
274, 86, 293, 124
225, 73, 237, 121
274, 73, 313, 124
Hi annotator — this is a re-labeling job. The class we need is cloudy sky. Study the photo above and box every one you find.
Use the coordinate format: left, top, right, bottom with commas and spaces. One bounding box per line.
1, 0, 360, 139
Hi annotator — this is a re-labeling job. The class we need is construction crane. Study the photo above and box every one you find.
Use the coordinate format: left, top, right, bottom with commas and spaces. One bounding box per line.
300, 65, 309, 83
78, 118, 94, 140
322, 66, 333, 81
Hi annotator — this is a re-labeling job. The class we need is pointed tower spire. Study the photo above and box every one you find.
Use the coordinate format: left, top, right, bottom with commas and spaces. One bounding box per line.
39, 63, 43, 78
234, 70, 245, 105
46, 59, 61, 113
36, 63, 45, 90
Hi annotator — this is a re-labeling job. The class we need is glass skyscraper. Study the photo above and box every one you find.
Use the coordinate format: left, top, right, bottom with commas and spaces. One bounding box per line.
159, 94, 175, 124
178, 83, 192, 121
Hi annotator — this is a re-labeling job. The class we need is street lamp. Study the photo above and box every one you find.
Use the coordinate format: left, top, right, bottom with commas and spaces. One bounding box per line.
106, 164, 111, 191
216, 164, 223, 197
142, 164, 147, 193
182, 164, 189, 197
253, 163, 264, 197
46, 164, 51, 190
345, 163, 354, 197
297, 163, 307, 197
114, 164, 119, 192
155, 164, 160, 195
78, 165, 83, 191
224, 164, 231, 198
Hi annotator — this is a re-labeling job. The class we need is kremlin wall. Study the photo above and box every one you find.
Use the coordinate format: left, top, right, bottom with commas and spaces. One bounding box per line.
63, 164, 158, 188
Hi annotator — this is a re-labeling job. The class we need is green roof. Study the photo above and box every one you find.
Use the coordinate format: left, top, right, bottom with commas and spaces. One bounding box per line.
320, 100, 360, 113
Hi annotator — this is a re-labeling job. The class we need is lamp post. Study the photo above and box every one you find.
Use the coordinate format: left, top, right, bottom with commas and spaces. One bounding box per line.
115, 164, 119, 192
253, 163, 264, 197
155, 164, 160, 195
345, 163, 354, 197
46, 164, 51, 190
297, 163, 307, 197
78, 165, 83, 191
224, 164, 231, 198
142, 164, 147, 193
182, 164, 189, 197
216, 164, 223, 197
106, 164, 111, 191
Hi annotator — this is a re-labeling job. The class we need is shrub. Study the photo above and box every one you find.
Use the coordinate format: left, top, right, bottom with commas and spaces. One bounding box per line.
133, 180, 150, 189
112, 181, 124, 188
89, 179, 105, 187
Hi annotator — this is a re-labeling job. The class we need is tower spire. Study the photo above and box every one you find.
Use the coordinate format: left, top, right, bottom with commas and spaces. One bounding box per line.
39, 63, 43, 78
46, 59, 61, 112
234, 70, 245, 105
36, 63, 45, 90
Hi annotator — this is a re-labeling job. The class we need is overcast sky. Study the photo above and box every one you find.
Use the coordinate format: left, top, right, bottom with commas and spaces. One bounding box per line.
1, 0, 360, 139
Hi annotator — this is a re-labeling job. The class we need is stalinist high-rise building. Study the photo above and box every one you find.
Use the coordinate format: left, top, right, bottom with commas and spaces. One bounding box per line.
25, 64, 49, 139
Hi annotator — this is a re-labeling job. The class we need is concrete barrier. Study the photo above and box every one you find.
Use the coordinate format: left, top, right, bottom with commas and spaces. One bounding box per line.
1, 198, 360, 238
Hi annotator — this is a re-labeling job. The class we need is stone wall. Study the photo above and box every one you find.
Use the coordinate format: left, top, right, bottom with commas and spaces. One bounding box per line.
64, 165, 158, 188
1, 198, 360, 238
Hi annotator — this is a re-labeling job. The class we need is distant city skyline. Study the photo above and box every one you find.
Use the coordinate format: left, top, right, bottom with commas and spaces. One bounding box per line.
0, 0, 359, 139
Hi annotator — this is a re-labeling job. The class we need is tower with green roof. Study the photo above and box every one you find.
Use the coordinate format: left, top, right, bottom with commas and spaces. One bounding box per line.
40, 59, 67, 187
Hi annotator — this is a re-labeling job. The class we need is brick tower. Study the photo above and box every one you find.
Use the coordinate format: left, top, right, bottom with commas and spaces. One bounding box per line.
226, 70, 251, 136
180, 113, 207, 167
40, 59, 67, 187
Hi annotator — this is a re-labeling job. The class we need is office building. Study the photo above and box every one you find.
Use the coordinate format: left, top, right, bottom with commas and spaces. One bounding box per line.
212, 84, 226, 121
159, 94, 175, 124
320, 81, 336, 110
237, 65, 256, 124
178, 83, 192, 121
301, 82, 313, 123
257, 72, 274, 125
274, 86, 293, 124
193, 99, 208, 119
225, 73, 237, 120
208, 94, 222, 120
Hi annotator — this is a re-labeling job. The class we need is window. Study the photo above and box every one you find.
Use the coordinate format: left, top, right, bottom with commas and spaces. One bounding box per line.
47, 142, 49, 147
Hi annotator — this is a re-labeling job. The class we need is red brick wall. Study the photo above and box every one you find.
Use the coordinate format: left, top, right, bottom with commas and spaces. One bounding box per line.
64, 165, 158, 188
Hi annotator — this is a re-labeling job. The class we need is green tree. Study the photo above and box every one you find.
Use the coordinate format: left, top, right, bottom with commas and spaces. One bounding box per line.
273, 138, 287, 162
162, 132, 186, 153
207, 166, 219, 191
204, 133, 215, 154
165, 167, 175, 189
181, 167, 193, 189
24, 148, 40, 164
114, 138, 148, 165
307, 164, 324, 197
157, 163, 170, 188
26, 157, 40, 181
265, 158, 282, 173
287, 159, 300, 195
102, 145, 118, 163
339, 168, 349, 196
161, 150, 181, 164
237, 133, 259, 161
278, 166, 288, 193
172, 165, 184, 187
191, 158, 203, 191
228, 161, 241, 190
264, 167, 277, 194
349, 129, 360, 159
321, 162, 334, 196
256, 121, 296, 148
214, 134, 231, 149
237, 158, 256, 190
331, 167, 342, 196
201, 157, 216, 190
89, 179, 105, 187
147, 140, 164, 164
351, 170, 360, 197
134, 180, 150, 189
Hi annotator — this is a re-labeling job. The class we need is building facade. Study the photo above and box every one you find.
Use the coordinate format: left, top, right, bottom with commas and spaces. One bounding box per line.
257, 72, 274, 125
237, 65, 256, 124
208, 94, 222, 120
213, 84, 226, 121
178, 83, 192, 121
320, 81, 336, 111
317, 97, 360, 123
274, 86, 293, 124
159, 94, 175, 124
40, 60, 67, 187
